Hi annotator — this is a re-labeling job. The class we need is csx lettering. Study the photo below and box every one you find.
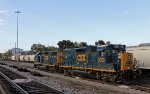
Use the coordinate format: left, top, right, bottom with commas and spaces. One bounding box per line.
44, 56, 48, 61
98, 58, 105, 63
77, 54, 86, 61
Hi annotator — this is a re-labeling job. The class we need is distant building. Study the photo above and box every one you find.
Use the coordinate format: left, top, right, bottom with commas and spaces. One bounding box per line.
11, 48, 23, 55
21, 50, 33, 55
127, 43, 150, 48
138, 43, 150, 47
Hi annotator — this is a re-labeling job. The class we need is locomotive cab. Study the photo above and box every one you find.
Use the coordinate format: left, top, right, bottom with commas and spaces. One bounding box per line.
112, 45, 135, 71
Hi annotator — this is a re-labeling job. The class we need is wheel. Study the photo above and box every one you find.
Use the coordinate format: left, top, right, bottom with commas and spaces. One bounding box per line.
34, 64, 37, 68
51, 67, 56, 73
122, 78, 130, 85
69, 69, 74, 77
110, 75, 117, 83
101, 76, 107, 82
96, 72, 100, 80
45, 66, 49, 71
64, 69, 68, 76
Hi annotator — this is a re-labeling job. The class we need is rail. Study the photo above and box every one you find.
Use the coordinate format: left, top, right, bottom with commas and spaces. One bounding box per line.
0, 71, 29, 94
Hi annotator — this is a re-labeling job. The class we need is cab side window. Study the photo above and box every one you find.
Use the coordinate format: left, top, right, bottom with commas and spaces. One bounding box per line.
99, 50, 105, 57
99, 51, 101, 56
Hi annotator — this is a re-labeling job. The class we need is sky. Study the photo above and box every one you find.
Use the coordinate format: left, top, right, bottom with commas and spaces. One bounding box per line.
0, 0, 150, 53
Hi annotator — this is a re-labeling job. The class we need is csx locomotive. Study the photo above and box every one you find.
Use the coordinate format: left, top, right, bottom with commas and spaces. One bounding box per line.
9, 44, 139, 83
40, 44, 139, 83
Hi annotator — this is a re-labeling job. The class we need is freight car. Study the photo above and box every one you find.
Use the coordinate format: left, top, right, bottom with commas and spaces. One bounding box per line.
1, 54, 11, 61
127, 46, 150, 76
11, 56, 16, 61
11, 55, 20, 61
19, 55, 25, 61
24, 55, 30, 62
11, 54, 41, 63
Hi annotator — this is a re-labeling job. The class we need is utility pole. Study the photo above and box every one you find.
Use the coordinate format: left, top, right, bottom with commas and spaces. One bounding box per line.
15, 10, 21, 67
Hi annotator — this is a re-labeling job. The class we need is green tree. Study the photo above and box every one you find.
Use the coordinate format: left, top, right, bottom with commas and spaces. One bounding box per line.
57, 40, 74, 49
73, 42, 87, 48
74, 41, 79, 48
95, 41, 98, 45
31, 43, 45, 53
106, 41, 111, 45
44, 46, 58, 51
78, 42, 87, 47
95, 40, 105, 45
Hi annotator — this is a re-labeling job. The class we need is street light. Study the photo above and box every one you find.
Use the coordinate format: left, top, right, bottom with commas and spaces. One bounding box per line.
15, 11, 21, 52
15, 10, 21, 66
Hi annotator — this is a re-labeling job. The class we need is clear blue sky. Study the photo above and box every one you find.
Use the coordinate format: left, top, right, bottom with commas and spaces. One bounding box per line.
0, 0, 150, 53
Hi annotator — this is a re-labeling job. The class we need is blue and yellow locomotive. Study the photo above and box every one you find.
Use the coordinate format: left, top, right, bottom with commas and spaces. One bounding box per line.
40, 44, 138, 83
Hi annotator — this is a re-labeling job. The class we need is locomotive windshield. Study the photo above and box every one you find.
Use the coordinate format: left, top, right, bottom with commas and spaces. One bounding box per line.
43, 51, 49, 55
76, 48, 86, 52
111, 45, 126, 53
99, 50, 105, 57
51, 52, 57, 56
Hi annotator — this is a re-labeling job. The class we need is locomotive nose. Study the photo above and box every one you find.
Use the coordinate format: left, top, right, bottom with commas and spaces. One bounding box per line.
119, 52, 134, 71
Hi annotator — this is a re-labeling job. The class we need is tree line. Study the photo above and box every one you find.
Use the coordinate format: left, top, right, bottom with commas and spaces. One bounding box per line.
31, 40, 110, 53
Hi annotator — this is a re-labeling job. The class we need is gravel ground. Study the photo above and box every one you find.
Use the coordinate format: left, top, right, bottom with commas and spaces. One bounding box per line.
1, 61, 150, 94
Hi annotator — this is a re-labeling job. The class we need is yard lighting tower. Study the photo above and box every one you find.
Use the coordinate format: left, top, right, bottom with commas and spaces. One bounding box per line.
15, 10, 21, 65
15, 10, 21, 52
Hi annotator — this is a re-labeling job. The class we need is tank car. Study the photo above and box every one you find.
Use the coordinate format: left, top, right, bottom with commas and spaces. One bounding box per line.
19, 55, 25, 62
127, 46, 150, 76
1, 54, 11, 61
24, 55, 30, 62
11, 56, 16, 61
11, 55, 20, 61
29, 55, 36, 63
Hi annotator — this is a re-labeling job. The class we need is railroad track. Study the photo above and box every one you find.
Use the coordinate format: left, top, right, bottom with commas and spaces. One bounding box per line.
2, 61, 150, 94
75, 74, 150, 93
0, 71, 28, 94
0, 66, 63, 94
130, 84, 150, 93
